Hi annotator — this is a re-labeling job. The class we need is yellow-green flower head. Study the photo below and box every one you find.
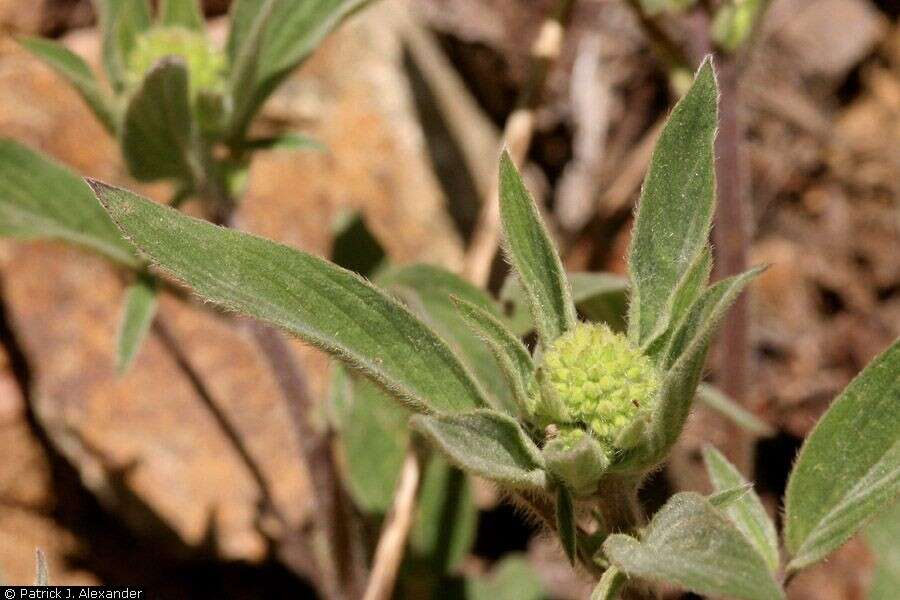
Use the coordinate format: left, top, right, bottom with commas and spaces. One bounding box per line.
127, 27, 226, 98
532, 323, 660, 447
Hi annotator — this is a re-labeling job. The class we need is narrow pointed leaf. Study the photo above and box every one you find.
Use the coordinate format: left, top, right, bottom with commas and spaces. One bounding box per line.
0, 140, 137, 266
616, 268, 763, 472
409, 410, 547, 489
698, 383, 775, 437
18, 37, 118, 134
645, 246, 712, 359
604, 492, 785, 600
226, 0, 370, 140
556, 484, 578, 565
591, 566, 626, 600
116, 274, 158, 374
120, 58, 197, 182
452, 295, 534, 418
160, 0, 204, 30
499, 151, 576, 345
241, 132, 327, 153
627, 58, 718, 346
708, 483, 753, 508
91, 181, 486, 414
784, 338, 900, 572
381, 265, 514, 415
704, 446, 780, 573
96, 0, 152, 91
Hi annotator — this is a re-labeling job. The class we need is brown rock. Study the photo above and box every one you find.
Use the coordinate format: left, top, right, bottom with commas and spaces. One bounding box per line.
0, 5, 462, 568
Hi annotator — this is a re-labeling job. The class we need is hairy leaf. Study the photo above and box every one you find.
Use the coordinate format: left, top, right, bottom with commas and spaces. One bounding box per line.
410, 410, 547, 489
866, 503, 900, 600
226, 0, 370, 139
117, 274, 157, 374
708, 483, 753, 509
96, 0, 152, 91
556, 484, 577, 565
604, 492, 784, 600
616, 268, 762, 472
91, 181, 486, 413
160, 0, 204, 30
499, 151, 575, 346
543, 433, 609, 497
627, 58, 717, 346
382, 265, 514, 415
645, 246, 712, 359
0, 140, 137, 266
697, 383, 774, 437
18, 37, 118, 134
452, 295, 534, 418
784, 338, 900, 572
704, 446, 779, 573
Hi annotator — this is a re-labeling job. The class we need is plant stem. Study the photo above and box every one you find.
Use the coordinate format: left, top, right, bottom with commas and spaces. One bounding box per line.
710, 54, 754, 475
362, 446, 423, 600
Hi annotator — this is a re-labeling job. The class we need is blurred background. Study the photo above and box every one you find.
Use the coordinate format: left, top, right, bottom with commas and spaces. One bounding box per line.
0, 0, 897, 598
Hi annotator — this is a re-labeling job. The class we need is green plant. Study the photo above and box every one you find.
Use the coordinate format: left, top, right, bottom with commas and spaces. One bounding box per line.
81, 59, 898, 599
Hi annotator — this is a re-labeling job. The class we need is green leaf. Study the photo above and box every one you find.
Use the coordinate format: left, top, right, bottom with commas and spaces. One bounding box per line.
451, 295, 535, 418
0, 140, 137, 267
120, 58, 197, 182
502, 271, 628, 336
784, 338, 900, 572
708, 483, 753, 508
645, 246, 712, 359
17, 37, 118, 134
604, 492, 784, 600
543, 433, 610, 497
328, 365, 408, 513
226, 0, 370, 140
410, 457, 478, 573
465, 555, 546, 600
410, 410, 548, 489
703, 446, 780, 573
499, 151, 576, 346
591, 566, 626, 600
627, 58, 718, 346
617, 268, 762, 472
241, 132, 327, 153
866, 503, 900, 600
96, 0, 152, 92
116, 274, 158, 374
382, 265, 515, 415
34, 549, 49, 586
159, 0, 204, 30
91, 181, 486, 414
639, 0, 699, 15
697, 383, 775, 437
555, 484, 577, 566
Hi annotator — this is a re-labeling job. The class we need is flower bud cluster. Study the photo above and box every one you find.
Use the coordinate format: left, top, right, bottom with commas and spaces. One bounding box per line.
533, 323, 660, 449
